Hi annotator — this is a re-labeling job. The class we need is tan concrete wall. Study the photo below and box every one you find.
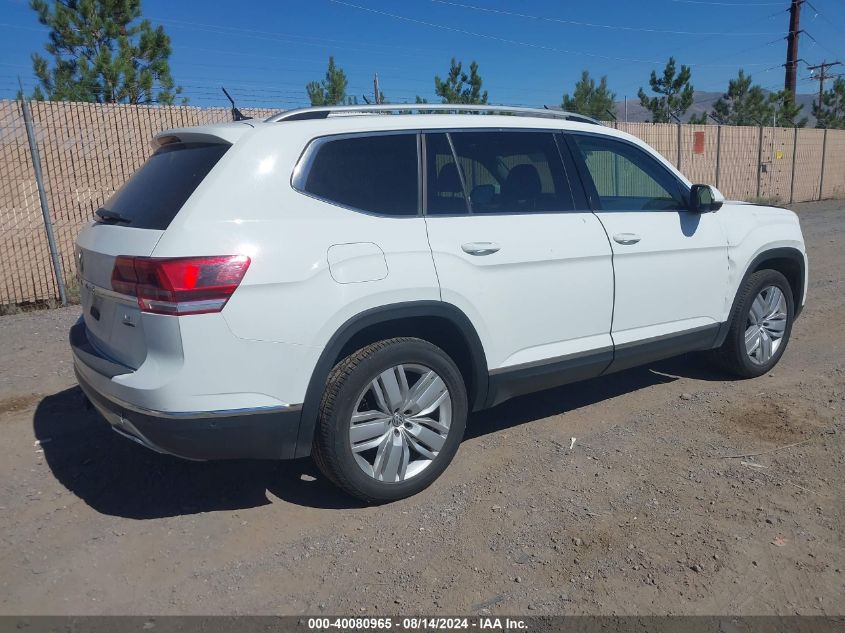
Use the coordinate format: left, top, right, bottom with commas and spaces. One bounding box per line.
1, 101, 843, 306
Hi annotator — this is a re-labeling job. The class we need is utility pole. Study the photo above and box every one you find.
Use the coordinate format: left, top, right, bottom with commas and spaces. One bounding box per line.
785, 0, 802, 95
807, 61, 843, 111
373, 73, 381, 105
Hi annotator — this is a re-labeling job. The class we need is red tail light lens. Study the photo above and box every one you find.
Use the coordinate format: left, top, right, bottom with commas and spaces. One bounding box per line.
111, 255, 250, 315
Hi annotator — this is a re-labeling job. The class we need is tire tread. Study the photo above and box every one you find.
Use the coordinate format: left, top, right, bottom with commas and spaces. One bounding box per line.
312, 337, 429, 502
711, 269, 792, 378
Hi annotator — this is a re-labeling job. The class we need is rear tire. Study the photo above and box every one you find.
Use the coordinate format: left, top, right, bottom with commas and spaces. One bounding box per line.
711, 269, 794, 378
312, 337, 468, 503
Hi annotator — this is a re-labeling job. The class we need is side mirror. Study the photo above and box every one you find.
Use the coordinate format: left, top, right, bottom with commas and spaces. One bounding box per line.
690, 184, 723, 213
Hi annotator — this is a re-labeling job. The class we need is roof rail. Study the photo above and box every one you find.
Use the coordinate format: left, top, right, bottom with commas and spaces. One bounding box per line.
264, 104, 603, 125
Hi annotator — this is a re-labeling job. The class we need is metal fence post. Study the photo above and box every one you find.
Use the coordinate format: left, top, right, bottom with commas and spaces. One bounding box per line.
789, 127, 798, 204
715, 125, 722, 189
676, 122, 682, 170
20, 94, 67, 306
756, 125, 764, 199
818, 127, 828, 201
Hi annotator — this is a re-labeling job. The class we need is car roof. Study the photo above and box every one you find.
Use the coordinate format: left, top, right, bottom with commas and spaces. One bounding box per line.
155, 104, 607, 146
154, 106, 691, 187
156, 112, 618, 143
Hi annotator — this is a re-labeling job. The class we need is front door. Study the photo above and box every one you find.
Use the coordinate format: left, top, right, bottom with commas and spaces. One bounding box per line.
567, 132, 729, 371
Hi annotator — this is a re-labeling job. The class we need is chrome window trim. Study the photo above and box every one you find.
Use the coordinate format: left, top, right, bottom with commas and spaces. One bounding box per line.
290, 126, 641, 219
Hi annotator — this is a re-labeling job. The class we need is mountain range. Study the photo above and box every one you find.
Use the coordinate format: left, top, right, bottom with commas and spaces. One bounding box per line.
612, 91, 818, 125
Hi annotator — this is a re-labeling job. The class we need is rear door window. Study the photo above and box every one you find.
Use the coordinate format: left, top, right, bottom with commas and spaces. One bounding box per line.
299, 133, 419, 216
99, 142, 229, 230
425, 133, 469, 215
445, 131, 578, 214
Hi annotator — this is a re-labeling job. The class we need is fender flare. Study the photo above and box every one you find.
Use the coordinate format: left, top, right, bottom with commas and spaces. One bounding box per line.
292, 301, 489, 458
715, 246, 807, 348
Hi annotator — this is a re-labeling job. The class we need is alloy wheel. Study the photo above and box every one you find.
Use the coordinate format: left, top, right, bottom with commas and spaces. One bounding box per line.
348, 364, 452, 482
745, 285, 788, 365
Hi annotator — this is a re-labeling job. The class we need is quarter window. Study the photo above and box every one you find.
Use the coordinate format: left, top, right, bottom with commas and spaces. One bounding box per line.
427, 131, 576, 215
300, 134, 418, 216
571, 134, 685, 211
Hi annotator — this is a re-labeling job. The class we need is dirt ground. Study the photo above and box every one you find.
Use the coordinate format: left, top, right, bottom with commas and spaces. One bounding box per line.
1, 200, 843, 616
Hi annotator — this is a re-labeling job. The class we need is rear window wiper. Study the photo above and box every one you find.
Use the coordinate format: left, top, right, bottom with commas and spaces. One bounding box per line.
95, 208, 131, 224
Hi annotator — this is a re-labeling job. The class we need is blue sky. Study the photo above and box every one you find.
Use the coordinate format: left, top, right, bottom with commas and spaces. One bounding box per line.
1, 0, 843, 108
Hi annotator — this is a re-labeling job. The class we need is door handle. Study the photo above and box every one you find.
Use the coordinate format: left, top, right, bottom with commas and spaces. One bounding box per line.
612, 233, 641, 245
461, 242, 500, 256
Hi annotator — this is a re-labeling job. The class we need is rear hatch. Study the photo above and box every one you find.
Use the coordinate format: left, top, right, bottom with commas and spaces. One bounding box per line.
76, 141, 230, 370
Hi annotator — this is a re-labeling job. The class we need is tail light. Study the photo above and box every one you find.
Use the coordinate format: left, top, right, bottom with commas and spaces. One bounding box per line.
111, 255, 250, 315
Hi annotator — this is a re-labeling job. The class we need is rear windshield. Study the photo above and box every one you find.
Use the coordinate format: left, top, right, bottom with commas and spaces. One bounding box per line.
99, 142, 229, 230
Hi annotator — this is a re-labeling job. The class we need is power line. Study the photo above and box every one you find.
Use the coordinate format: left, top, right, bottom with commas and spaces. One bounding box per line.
800, 0, 845, 37
149, 17, 443, 62
330, 0, 776, 67
801, 29, 842, 59
807, 60, 843, 106
430, 0, 781, 36
599, 7, 787, 96
149, 16, 438, 55
669, 0, 784, 5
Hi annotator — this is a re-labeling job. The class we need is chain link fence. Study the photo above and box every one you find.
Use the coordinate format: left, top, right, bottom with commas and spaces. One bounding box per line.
0, 101, 275, 309
1, 100, 844, 309
0, 101, 56, 307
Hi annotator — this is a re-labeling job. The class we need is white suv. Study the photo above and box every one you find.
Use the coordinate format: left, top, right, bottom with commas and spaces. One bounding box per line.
71, 104, 807, 501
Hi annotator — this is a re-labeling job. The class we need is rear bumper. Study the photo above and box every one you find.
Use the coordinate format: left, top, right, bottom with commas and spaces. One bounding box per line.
71, 322, 303, 460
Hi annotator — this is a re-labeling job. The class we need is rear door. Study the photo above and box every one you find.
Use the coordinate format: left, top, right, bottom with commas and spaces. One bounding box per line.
422, 129, 614, 401
566, 132, 729, 370
76, 141, 230, 369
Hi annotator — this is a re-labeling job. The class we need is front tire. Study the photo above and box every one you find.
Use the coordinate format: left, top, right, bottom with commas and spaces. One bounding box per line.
712, 269, 794, 378
312, 337, 468, 503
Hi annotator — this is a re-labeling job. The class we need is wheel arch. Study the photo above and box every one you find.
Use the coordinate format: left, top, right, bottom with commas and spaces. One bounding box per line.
715, 246, 806, 348
746, 247, 806, 318
293, 301, 489, 458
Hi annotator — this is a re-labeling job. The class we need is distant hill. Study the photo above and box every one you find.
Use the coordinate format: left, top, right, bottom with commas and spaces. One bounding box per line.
613, 91, 817, 126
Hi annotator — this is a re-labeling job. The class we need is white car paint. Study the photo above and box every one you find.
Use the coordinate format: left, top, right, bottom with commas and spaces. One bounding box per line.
594, 209, 729, 346
71, 109, 808, 458
425, 211, 614, 370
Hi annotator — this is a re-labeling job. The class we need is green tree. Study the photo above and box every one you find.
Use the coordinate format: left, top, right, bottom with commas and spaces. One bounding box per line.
813, 77, 845, 129
562, 70, 615, 120
30, 0, 181, 104
306, 56, 348, 106
434, 58, 488, 104
711, 70, 772, 126
688, 112, 709, 124
767, 90, 806, 127
637, 57, 694, 122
